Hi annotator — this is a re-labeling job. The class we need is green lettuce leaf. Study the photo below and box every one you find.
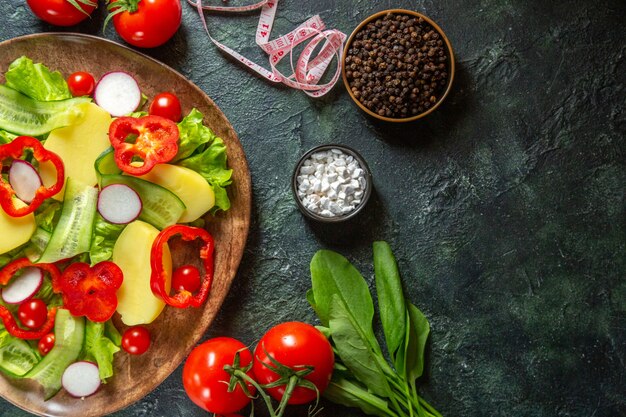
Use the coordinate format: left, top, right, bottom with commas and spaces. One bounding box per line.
175, 108, 217, 161
175, 109, 233, 213
82, 320, 120, 382
34, 200, 62, 233
5, 56, 72, 102
89, 214, 126, 265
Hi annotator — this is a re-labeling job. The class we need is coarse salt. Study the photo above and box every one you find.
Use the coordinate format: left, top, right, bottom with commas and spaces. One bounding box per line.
297, 149, 367, 217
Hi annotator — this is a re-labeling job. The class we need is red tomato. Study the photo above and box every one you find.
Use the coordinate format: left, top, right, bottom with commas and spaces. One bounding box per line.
110, 0, 182, 48
17, 299, 48, 329
122, 326, 151, 355
183, 337, 256, 414
253, 322, 334, 405
149, 92, 182, 122
172, 265, 201, 293
26, 0, 96, 26
67, 71, 95, 97
38, 333, 55, 356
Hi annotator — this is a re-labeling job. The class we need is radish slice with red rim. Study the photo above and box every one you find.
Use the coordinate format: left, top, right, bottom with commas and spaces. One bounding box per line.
62, 361, 101, 398
97, 183, 142, 224
1, 266, 43, 304
9, 160, 43, 203
94, 72, 142, 117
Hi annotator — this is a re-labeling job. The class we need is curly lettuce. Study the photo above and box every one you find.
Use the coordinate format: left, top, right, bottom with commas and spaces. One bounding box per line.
175, 109, 233, 212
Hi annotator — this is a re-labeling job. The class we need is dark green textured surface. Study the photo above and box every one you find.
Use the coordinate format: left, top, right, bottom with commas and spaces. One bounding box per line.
1, 0, 625, 416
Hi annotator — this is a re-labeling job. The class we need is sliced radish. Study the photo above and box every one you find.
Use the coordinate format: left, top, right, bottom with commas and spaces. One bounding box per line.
98, 183, 142, 224
94, 71, 141, 117
9, 160, 43, 203
62, 361, 101, 398
1, 267, 43, 304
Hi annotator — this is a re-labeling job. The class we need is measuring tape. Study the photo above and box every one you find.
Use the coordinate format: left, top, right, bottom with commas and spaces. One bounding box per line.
189, 0, 346, 97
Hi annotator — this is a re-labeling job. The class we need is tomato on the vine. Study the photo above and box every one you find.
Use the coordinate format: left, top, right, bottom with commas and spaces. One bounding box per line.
171, 265, 201, 293
17, 299, 48, 329
121, 326, 151, 355
149, 92, 182, 122
38, 333, 55, 356
26, 0, 96, 27
67, 71, 95, 97
183, 337, 256, 414
108, 0, 182, 48
253, 322, 334, 405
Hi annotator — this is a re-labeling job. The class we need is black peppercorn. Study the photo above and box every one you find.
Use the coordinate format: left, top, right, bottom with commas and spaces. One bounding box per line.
345, 12, 450, 118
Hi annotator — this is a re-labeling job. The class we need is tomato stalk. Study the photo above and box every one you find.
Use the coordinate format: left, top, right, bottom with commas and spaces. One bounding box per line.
67, 0, 98, 16
103, 0, 142, 33
224, 349, 321, 417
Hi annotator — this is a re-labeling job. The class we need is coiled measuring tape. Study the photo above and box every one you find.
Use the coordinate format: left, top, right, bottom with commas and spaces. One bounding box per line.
189, 0, 346, 97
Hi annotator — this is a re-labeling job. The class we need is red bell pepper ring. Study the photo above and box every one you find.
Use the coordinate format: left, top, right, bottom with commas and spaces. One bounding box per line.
150, 225, 215, 308
0, 305, 57, 340
0, 257, 61, 286
0, 257, 61, 339
52, 261, 123, 322
0, 136, 64, 217
108, 115, 179, 176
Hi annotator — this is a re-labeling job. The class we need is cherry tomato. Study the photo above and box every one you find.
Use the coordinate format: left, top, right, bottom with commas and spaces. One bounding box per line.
38, 333, 55, 356
26, 0, 96, 27
253, 322, 334, 405
67, 71, 95, 97
110, 0, 182, 48
149, 92, 182, 122
121, 326, 151, 355
17, 299, 48, 329
183, 337, 256, 414
171, 265, 201, 293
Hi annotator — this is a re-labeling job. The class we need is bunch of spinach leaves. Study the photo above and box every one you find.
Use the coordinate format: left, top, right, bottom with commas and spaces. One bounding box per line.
308, 241, 441, 417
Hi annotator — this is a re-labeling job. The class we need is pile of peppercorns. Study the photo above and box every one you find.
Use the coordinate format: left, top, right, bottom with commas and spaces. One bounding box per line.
344, 12, 450, 119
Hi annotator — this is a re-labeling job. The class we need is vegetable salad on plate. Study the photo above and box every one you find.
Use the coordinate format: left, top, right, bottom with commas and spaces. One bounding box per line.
0, 56, 232, 400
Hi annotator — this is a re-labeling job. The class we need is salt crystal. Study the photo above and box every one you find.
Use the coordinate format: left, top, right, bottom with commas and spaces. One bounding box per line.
300, 166, 314, 175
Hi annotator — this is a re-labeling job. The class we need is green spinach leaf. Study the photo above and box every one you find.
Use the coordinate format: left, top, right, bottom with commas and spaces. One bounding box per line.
310, 250, 380, 351
329, 295, 394, 397
406, 303, 430, 381
373, 241, 407, 365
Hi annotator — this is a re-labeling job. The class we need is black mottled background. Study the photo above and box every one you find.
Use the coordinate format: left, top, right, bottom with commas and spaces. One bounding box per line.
0, 0, 624, 416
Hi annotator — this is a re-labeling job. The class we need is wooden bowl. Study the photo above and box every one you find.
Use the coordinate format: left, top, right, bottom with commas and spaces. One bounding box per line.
0, 33, 252, 416
342, 9, 455, 122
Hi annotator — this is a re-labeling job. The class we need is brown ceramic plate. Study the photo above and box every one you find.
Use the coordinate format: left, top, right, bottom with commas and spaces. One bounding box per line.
0, 33, 251, 416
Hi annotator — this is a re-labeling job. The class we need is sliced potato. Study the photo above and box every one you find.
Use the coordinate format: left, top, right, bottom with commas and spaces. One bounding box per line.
0, 203, 36, 255
113, 220, 171, 325
40, 102, 112, 200
138, 164, 215, 223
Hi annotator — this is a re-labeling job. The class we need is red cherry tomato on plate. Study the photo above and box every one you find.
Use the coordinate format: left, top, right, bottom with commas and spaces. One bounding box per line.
122, 326, 151, 355
67, 71, 95, 97
26, 0, 96, 26
253, 322, 334, 405
110, 0, 182, 48
183, 337, 256, 414
149, 92, 182, 122
38, 333, 55, 356
17, 299, 48, 329
172, 265, 201, 293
